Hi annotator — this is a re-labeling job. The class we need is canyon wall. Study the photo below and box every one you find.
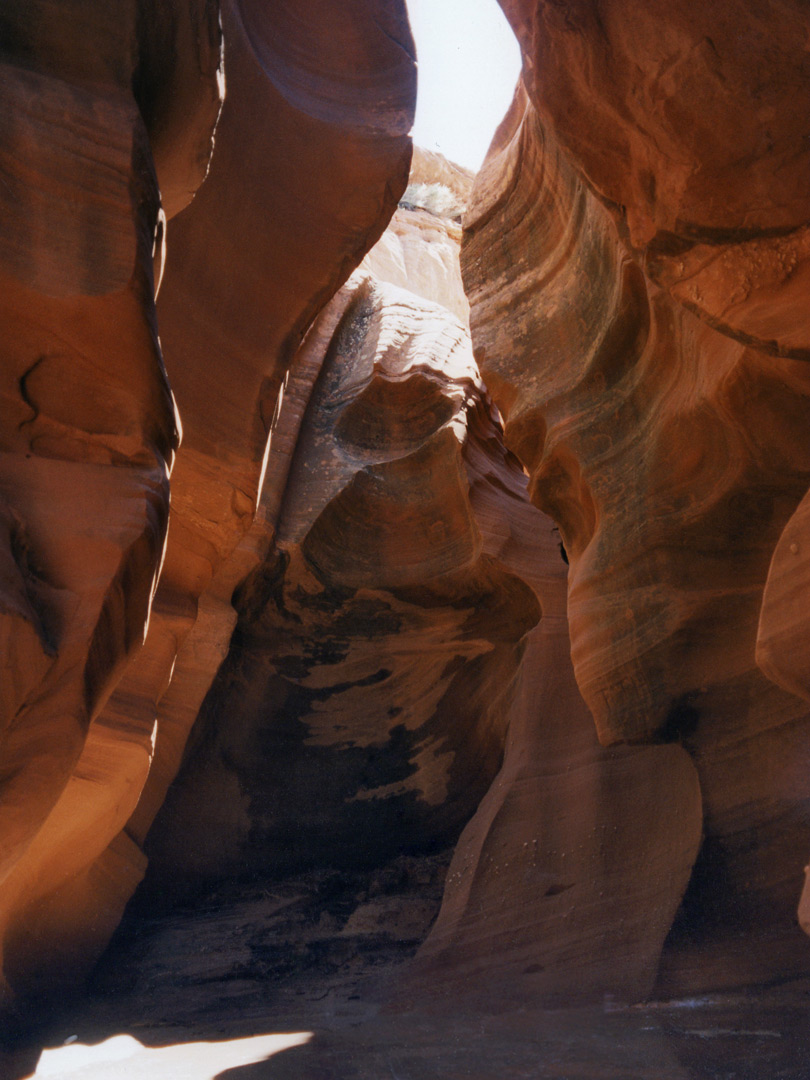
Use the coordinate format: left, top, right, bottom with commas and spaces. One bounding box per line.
141, 161, 546, 905
419, 0, 810, 1001
2, 0, 810, 1021
0, 0, 415, 1007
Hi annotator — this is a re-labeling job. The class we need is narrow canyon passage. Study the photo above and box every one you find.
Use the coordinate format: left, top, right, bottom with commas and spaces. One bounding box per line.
2, 2, 810, 1079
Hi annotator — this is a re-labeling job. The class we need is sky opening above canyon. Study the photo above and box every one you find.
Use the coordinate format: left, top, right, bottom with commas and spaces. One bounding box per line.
407, 0, 521, 172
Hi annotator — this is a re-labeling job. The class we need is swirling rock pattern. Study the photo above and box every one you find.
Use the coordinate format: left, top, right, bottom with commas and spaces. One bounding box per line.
411, 507, 702, 1007
107, 0, 415, 927
455, 0, 810, 993
0, 0, 415, 1007
500, 0, 810, 254
144, 173, 704, 1008
4, 0, 809, 1021
142, 253, 543, 894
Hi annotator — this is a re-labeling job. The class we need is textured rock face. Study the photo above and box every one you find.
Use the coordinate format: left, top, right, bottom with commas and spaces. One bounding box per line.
143, 212, 543, 895
0, 0, 415, 1006
145, 155, 704, 1008
367, 148, 475, 322
450, 1, 810, 992
500, 0, 810, 259
116, 0, 415, 899
4, 0, 809, 1024
465, 84, 810, 748
412, 505, 702, 1006
0, 0, 218, 1006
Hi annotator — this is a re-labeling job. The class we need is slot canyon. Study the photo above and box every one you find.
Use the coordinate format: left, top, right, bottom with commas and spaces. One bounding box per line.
1, 1, 810, 1077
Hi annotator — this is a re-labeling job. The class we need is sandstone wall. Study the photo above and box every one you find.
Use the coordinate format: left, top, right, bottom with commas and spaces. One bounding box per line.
141, 166, 547, 907
0, 0, 415, 1007
3, 0, 810, 1019
432, 0, 810, 998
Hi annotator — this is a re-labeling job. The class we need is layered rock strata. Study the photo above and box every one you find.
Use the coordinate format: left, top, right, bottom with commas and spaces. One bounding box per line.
412, 478, 702, 1006
0, 0, 415, 1006
4, 0, 809, 1020
442, 1, 810, 996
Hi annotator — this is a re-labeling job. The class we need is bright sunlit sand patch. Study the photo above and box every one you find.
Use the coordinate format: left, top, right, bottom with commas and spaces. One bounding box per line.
31, 1031, 312, 1079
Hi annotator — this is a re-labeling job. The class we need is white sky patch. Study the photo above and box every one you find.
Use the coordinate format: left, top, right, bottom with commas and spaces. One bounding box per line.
407, 0, 522, 172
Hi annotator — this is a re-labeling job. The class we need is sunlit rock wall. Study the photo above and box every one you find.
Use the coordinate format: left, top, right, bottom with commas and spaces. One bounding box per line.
142, 164, 545, 899
370, 148, 475, 322
5, 0, 809, 1019
0, 0, 415, 1007
441, 0, 810, 997
145, 148, 704, 1009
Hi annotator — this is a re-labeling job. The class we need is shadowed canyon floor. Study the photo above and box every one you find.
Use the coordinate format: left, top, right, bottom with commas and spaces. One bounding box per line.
6, 874, 810, 1079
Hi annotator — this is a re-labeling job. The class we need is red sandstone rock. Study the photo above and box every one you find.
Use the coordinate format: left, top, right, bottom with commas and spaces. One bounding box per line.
0, 0, 213, 1007
143, 163, 706, 1008
500, 0, 810, 252
0, 0, 415, 1006
465, 86, 810, 747
456, 3, 810, 986
412, 499, 702, 1007
4, 0, 810, 1021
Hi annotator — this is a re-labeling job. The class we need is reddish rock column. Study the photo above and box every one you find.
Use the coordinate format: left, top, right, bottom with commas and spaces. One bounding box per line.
0, 0, 416, 1006
0, 0, 221, 1006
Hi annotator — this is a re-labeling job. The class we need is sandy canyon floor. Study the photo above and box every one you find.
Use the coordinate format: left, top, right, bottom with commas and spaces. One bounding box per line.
4, 853, 810, 1079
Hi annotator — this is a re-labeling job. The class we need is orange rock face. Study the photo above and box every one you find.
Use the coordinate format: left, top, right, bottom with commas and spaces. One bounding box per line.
448, 1, 810, 995
146, 148, 704, 1008
0, 0, 415, 1007
0, 0, 211, 1007
3, 0, 810, 1024
500, 0, 810, 256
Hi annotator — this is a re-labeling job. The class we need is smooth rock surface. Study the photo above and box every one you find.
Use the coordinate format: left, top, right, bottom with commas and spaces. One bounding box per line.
461, 1, 810, 983
0, 0, 211, 1007
146, 157, 708, 1008
4, 0, 810, 1036
0, 0, 415, 1007
500, 0, 810, 254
